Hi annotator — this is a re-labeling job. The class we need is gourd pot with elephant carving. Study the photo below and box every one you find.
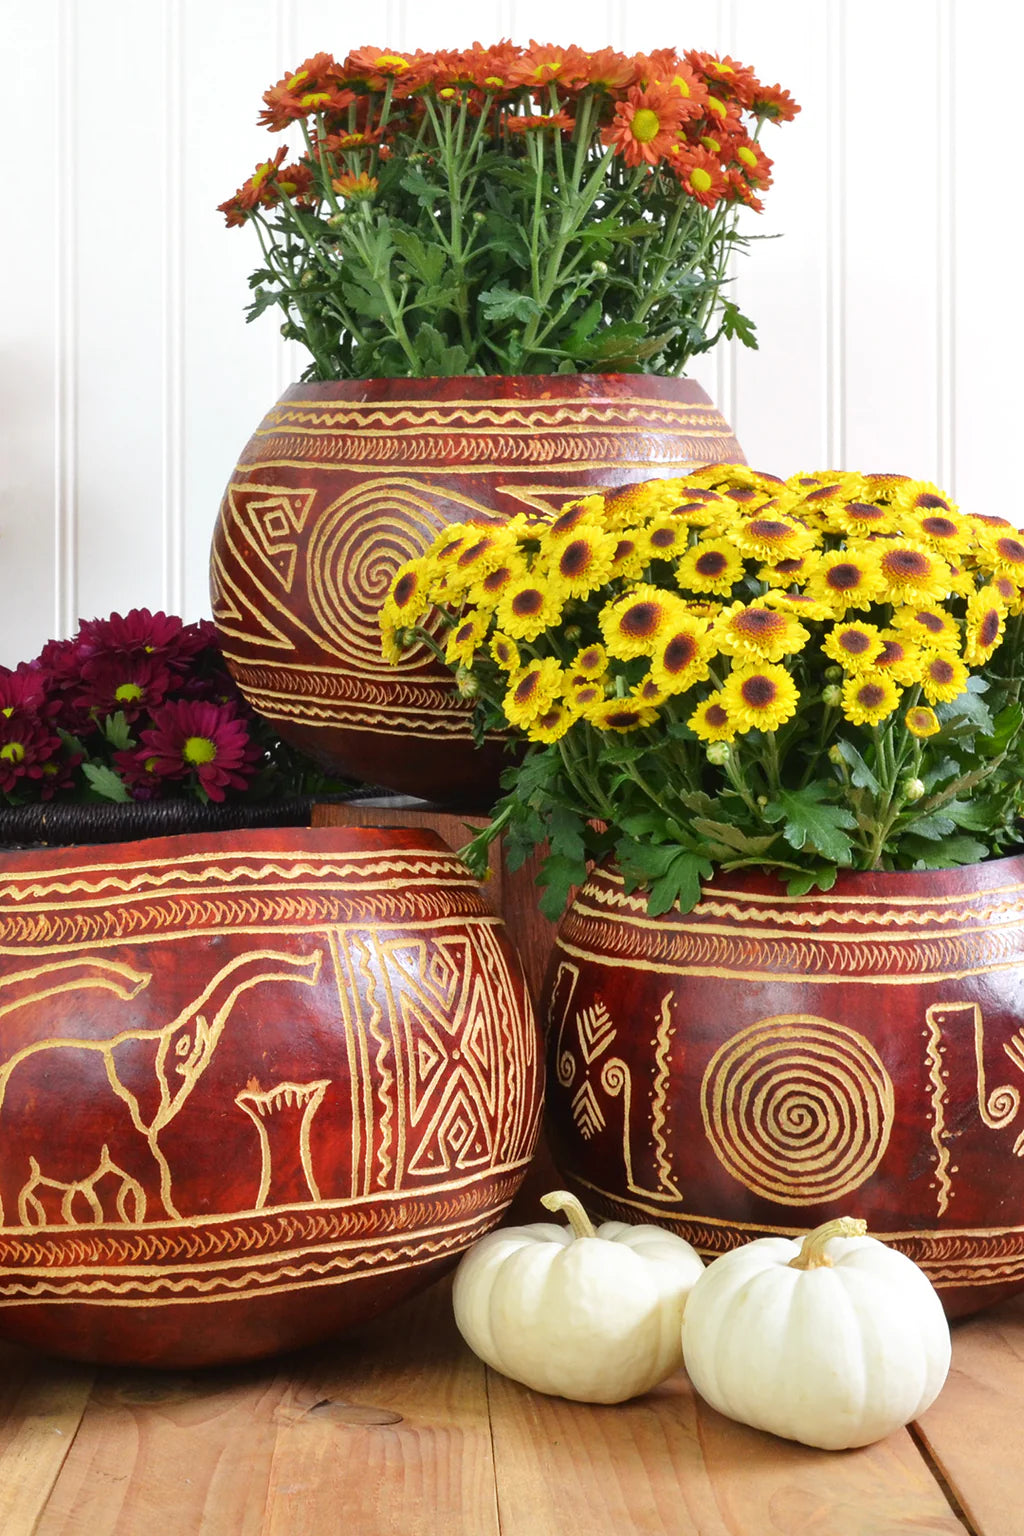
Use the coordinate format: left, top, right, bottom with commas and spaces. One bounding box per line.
0, 825, 540, 1367
209, 374, 744, 806
543, 855, 1024, 1320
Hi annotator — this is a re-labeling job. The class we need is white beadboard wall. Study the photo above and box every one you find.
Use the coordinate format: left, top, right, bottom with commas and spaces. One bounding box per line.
1, 0, 1021, 666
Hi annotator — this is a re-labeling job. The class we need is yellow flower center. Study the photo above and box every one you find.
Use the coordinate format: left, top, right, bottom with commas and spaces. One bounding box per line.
736, 145, 757, 167
375, 54, 409, 71
0, 741, 25, 763
671, 74, 692, 97
300, 92, 330, 108
183, 735, 217, 766
286, 70, 310, 90
707, 96, 727, 119
115, 682, 144, 703
251, 162, 275, 192
631, 108, 662, 143
690, 168, 713, 192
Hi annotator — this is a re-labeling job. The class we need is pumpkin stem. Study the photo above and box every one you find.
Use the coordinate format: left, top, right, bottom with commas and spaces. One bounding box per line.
540, 1190, 597, 1241
788, 1217, 868, 1270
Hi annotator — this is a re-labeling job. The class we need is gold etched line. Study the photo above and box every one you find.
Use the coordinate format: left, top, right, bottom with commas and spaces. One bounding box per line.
650, 991, 682, 1200
924, 1005, 953, 1215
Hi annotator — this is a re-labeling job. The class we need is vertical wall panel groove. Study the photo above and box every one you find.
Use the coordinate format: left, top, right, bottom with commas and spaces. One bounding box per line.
936, 0, 956, 496
54, 0, 78, 637
162, 0, 186, 614
823, 1, 846, 469
713, 0, 738, 443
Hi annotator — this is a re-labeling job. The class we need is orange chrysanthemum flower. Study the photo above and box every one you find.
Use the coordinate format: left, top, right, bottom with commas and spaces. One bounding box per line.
604, 84, 688, 168
332, 172, 379, 200
667, 145, 729, 208
342, 46, 426, 91
509, 41, 591, 90
581, 48, 636, 92
503, 111, 575, 134
730, 136, 773, 189
684, 50, 761, 106
750, 82, 801, 123
218, 147, 289, 225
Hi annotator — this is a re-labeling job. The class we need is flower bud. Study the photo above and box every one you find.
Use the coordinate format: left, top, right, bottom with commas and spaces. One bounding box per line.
822, 684, 842, 707
563, 624, 583, 645
824, 665, 843, 683
300, 269, 317, 287
902, 776, 926, 802
706, 741, 731, 766
327, 212, 346, 229
828, 744, 845, 766
756, 794, 768, 807
455, 667, 479, 698
395, 627, 417, 651
592, 260, 609, 275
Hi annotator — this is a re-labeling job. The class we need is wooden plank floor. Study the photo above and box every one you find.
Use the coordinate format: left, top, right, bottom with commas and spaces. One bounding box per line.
0, 1277, 1015, 1536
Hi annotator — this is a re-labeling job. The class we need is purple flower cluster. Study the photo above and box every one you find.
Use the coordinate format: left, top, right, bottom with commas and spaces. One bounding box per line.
0, 610, 315, 806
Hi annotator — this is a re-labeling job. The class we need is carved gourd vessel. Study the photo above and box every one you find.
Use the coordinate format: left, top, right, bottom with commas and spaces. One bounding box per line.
210, 374, 744, 807
0, 825, 540, 1366
543, 855, 1024, 1319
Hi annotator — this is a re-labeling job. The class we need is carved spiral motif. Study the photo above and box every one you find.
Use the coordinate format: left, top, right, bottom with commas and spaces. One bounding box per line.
306, 484, 458, 673
700, 1015, 895, 1204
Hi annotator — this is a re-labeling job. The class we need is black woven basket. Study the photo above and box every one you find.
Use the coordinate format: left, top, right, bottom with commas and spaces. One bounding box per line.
0, 788, 376, 851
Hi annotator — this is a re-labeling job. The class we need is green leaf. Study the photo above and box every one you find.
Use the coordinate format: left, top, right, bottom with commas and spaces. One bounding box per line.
690, 818, 778, 856
763, 783, 856, 864
901, 812, 956, 841
81, 762, 132, 803
906, 834, 990, 869
547, 804, 587, 863
538, 851, 588, 922
936, 690, 995, 736
102, 712, 134, 751
834, 738, 880, 794
646, 851, 710, 917
479, 283, 543, 324
785, 865, 839, 897
719, 299, 758, 349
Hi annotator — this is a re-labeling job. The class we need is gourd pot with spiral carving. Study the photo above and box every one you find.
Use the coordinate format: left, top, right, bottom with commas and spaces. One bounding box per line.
0, 824, 540, 1367
543, 854, 1024, 1321
209, 374, 744, 808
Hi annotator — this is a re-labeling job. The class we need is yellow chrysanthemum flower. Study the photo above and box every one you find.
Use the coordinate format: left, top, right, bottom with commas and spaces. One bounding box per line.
489, 631, 521, 671
496, 575, 564, 641
570, 643, 608, 680
720, 662, 800, 733
526, 699, 579, 743
445, 611, 489, 667
822, 621, 887, 673
642, 515, 690, 560
977, 527, 1024, 581
757, 551, 822, 588
648, 617, 714, 696
599, 585, 683, 660
840, 673, 901, 727
503, 657, 564, 728
607, 531, 649, 579
733, 512, 816, 564
686, 462, 761, 492
676, 538, 745, 596
761, 590, 833, 621
468, 554, 531, 608
688, 694, 737, 742
804, 547, 885, 614
713, 601, 810, 663
890, 605, 961, 650
907, 507, 973, 558
542, 524, 618, 599
568, 678, 607, 709
874, 630, 923, 686
905, 705, 941, 738
602, 480, 676, 526
380, 556, 432, 633
822, 499, 901, 537
963, 587, 1006, 665
545, 495, 607, 539
631, 676, 669, 709
669, 489, 732, 527
583, 697, 660, 733
919, 651, 970, 704
875, 540, 953, 607
891, 480, 958, 519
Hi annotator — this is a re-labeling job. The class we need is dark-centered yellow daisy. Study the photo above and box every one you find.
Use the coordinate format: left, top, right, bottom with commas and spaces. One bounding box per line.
713, 601, 810, 663
920, 651, 969, 704
720, 663, 800, 733
876, 540, 953, 606
805, 548, 884, 613
688, 695, 737, 742
841, 673, 900, 727
905, 705, 941, 738
822, 621, 886, 673
599, 585, 680, 659
545, 525, 617, 599
890, 605, 960, 650
648, 618, 713, 695
584, 698, 659, 733
733, 513, 815, 563
503, 657, 564, 728
527, 699, 578, 744
496, 576, 563, 641
676, 538, 744, 595
874, 630, 922, 686
964, 587, 1006, 665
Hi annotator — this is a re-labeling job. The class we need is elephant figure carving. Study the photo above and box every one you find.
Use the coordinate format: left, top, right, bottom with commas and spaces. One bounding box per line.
0, 948, 323, 1227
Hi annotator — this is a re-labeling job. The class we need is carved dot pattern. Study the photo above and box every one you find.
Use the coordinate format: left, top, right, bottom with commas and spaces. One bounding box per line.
700, 1015, 895, 1205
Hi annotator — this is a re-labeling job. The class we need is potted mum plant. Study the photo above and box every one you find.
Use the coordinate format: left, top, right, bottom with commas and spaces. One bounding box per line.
0, 609, 353, 846
211, 41, 799, 805
379, 465, 1024, 1319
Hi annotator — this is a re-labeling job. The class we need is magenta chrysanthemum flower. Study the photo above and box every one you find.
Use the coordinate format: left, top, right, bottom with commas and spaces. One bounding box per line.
0, 663, 51, 716
76, 653, 173, 723
76, 609, 209, 678
0, 710, 63, 795
136, 699, 261, 801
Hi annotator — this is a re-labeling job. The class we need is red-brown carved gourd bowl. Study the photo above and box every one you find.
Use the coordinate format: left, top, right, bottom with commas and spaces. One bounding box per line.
209, 374, 744, 807
543, 854, 1024, 1319
0, 825, 540, 1366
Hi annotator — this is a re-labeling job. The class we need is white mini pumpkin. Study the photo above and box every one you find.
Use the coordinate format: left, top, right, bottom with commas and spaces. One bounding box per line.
681, 1217, 952, 1450
452, 1190, 705, 1403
